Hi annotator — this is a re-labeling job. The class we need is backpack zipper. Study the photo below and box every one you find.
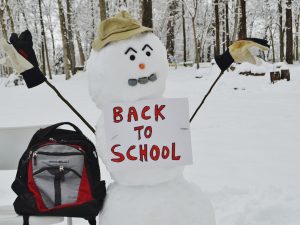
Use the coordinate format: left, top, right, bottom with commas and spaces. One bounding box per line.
33, 166, 82, 178
31, 143, 85, 166
35, 151, 83, 156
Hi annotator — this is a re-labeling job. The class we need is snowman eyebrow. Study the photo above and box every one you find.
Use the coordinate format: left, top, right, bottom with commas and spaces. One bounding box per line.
125, 47, 137, 54
142, 44, 153, 51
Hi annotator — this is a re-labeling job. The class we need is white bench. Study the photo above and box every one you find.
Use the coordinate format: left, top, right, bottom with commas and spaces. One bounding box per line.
0, 124, 65, 225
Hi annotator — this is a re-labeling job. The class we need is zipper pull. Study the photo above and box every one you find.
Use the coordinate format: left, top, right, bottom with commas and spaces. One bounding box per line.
49, 138, 56, 142
59, 166, 64, 181
93, 151, 98, 158
28, 151, 33, 160
33, 152, 38, 166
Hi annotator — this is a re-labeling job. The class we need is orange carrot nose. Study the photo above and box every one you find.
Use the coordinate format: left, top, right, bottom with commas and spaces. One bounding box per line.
139, 63, 145, 70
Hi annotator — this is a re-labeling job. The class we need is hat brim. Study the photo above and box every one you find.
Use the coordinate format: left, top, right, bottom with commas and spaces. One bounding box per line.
92, 26, 153, 51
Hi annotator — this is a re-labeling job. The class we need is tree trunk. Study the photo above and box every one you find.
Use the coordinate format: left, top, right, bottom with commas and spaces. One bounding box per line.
33, 12, 41, 64
268, 26, 276, 63
166, 0, 177, 57
214, 0, 220, 55
238, 0, 247, 39
207, 44, 212, 62
38, 0, 52, 79
192, 18, 200, 69
41, 40, 46, 75
57, 0, 71, 79
222, 3, 226, 53
49, 27, 56, 69
76, 30, 86, 66
295, 11, 299, 61
5, 0, 15, 33
66, 0, 76, 75
0, 0, 8, 40
182, 2, 187, 66
99, 0, 106, 21
0, 0, 11, 74
90, 0, 95, 51
17, 0, 28, 29
225, 0, 230, 47
232, 0, 239, 41
141, 0, 153, 28
278, 0, 285, 62
285, 0, 293, 64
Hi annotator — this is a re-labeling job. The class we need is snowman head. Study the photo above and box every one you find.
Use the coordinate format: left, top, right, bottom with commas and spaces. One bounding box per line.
87, 12, 168, 109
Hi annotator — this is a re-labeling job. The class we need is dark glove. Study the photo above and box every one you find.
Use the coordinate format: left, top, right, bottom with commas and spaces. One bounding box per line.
9, 30, 46, 88
215, 38, 270, 71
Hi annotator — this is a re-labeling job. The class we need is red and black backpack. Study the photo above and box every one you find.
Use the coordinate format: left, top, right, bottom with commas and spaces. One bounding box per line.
11, 122, 106, 225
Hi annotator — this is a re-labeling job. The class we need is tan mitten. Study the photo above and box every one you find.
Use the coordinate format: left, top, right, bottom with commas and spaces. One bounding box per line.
215, 38, 270, 71
0, 38, 33, 73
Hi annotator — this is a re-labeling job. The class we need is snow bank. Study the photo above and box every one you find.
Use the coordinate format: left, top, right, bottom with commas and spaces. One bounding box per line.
0, 64, 299, 225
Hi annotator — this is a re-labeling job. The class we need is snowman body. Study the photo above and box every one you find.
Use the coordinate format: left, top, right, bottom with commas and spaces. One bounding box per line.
87, 32, 216, 225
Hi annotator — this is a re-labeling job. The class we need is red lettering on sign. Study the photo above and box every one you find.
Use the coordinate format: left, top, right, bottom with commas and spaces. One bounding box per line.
144, 126, 152, 139
110, 144, 182, 163
113, 107, 123, 123
162, 146, 170, 159
126, 145, 137, 161
141, 106, 151, 120
171, 143, 181, 160
128, 107, 138, 122
150, 145, 160, 161
111, 144, 125, 162
134, 125, 144, 140
155, 105, 166, 121
139, 144, 148, 162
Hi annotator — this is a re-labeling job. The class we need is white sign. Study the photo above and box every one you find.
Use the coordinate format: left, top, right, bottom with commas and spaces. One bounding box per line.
103, 98, 193, 170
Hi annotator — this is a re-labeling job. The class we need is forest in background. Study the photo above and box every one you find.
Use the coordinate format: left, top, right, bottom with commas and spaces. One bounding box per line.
0, 0, 299, 79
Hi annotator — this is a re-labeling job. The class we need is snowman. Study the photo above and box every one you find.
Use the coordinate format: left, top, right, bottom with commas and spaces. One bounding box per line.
0, 9, 270, 225
86, 11, 216, 225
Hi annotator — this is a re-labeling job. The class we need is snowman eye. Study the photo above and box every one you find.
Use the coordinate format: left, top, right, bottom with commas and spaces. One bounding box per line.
146, 51, 151, 57
125, 47, 137, 61
130, 55, 136, 61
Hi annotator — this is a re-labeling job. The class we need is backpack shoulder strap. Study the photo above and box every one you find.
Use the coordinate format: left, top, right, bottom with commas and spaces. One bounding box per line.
23, 215, 30, 225
88, 218, 96, 225
38, 122, 83, 137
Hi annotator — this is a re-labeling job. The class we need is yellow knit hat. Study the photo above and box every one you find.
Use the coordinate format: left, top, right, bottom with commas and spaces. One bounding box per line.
92, 11, 153, 51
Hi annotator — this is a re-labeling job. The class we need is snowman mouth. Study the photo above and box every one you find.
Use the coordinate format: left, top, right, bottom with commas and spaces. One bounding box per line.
128, 73, 157, 86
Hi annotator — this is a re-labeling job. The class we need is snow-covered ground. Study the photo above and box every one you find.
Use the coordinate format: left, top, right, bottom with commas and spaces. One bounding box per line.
0, 63, 299, 225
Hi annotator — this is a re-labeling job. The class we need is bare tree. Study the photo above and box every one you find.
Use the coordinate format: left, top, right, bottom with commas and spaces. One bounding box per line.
44, 1, 56, 68
38, 0, 52, 79
76, 30, 86, 66
90, 0, 96, 51
142, 0, 153, 28
0, 0, 8, 39
182, 1, 187, 66
221, 1, 226, 53
16, 0, 28, 29
57, 0, 71, 79
238, 0, 247, 39
184, 0, 200, 69
99, 0, 107, 21
66, 0, 76, 74
232, 0, 240, 41
278, 0, 285, 62
225, 0, 230, 47
285, 0, 293, 64
166, 0, 178, 57
197, 3, 213, 62
5, 0, 15, 33
214, 0, 220, 55
296, 9, 299, 61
